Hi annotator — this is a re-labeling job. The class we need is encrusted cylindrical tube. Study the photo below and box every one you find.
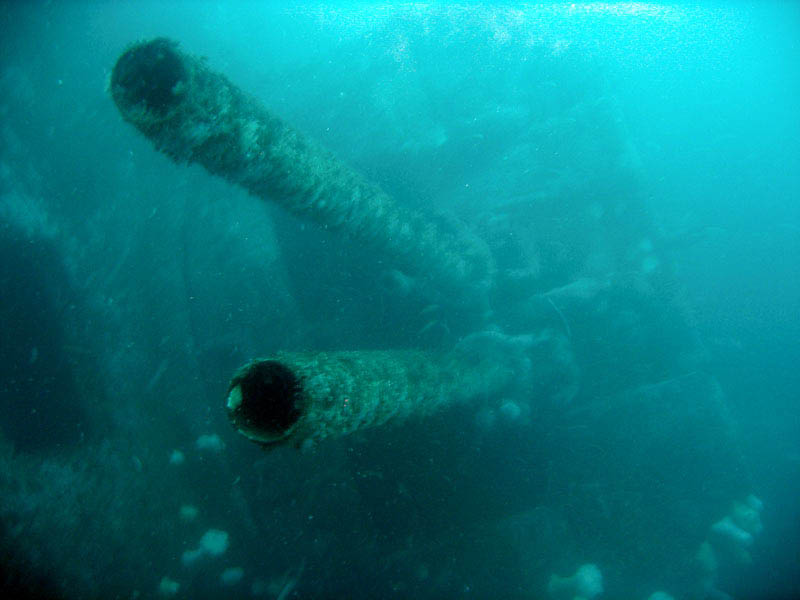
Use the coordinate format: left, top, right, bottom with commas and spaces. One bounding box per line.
110, 38, 493, 315
226, 348, 514, 448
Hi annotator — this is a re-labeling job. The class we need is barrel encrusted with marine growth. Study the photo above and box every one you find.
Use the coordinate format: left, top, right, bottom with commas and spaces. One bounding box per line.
226, 347, 514, 449
110, 38, 493, 316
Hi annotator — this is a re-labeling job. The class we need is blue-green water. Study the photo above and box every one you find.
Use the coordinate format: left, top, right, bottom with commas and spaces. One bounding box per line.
1, 3, 798, 599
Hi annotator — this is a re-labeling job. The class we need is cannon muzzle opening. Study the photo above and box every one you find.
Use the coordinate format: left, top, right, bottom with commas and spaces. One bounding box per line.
111, 38, 187, 118
226, 360, 303, 445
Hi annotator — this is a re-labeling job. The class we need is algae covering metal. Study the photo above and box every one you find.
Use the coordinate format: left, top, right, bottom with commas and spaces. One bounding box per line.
226, 348, 514, 448
109, 38, 493, 317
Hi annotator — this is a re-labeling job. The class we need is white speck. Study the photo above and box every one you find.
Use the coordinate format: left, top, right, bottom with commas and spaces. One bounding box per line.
220, 567, 244, 586
158, 576, 180, 597
499, 400, 522, 421
196, 433, 224, 452
169, 450, 185, 465
200, 529, 229, 555
178, 504, 199, 522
